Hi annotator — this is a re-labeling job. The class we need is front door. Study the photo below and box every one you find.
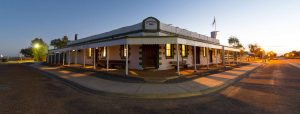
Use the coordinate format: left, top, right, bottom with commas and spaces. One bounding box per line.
209, 50, 213, 63
142, 45, 159, 69
196, 47, 201, 64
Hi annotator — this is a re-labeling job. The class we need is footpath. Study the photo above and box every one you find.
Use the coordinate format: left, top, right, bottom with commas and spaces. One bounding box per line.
29, 63, 262, 99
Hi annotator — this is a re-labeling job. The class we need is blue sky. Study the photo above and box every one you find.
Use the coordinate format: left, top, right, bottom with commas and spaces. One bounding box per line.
1, 0, 300, 56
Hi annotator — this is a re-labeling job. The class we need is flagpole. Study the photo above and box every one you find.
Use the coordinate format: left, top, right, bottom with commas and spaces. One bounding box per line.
212, 16, 217, 31
214, 16, 217, 31
215, 19, 216, 31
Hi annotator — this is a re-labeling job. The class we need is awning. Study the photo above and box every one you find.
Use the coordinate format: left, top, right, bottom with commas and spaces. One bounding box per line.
49, 37, 231, 53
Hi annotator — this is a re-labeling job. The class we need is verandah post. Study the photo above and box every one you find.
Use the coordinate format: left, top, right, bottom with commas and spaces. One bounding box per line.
176, 43, 180, 75
106, 46, 109, 71
49, 55, 51, 64
125, 44, 129, 76
58, 52, 60, 65
83, 49, 86, 68
51, 54, 54, 64
206, 47, 209, 69
46, 55, 49, 64
75, 50, 78, 64
222, 46, 225, 67
54, 53, 56, 64
93, 48, 96, 69
228, 51, 230, 64
193, 45, 197, 71
68, 50, 71, 66
235, 52, 238, 64
216, 49, 218, 68
62, 52, 65, 66
48, 54, 51, 64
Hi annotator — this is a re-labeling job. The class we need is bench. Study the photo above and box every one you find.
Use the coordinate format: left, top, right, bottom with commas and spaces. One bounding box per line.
98, 60, 130, 68
169, 61, 189, 69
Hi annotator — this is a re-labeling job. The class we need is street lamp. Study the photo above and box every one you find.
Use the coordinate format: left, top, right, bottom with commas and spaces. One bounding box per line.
34, 43, 40, 62
34, 43, 40, 49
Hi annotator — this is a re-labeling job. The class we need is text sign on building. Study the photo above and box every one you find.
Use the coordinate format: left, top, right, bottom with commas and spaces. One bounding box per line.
144, 18, 158, 30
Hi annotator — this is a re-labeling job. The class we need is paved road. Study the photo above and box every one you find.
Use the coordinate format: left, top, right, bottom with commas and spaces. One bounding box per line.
0, 60, 300, 114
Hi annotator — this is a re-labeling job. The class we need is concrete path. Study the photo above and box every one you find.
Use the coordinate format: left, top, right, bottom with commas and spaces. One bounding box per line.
285, 59, 300, 68
29, 63, 262, 98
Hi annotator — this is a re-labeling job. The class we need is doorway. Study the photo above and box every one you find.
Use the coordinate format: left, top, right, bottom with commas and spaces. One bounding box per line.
142, 45, 159, 69
196, 47, 201, 64
209, 50, 213, 63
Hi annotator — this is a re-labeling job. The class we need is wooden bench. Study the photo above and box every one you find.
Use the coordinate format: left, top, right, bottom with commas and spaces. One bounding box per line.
98, 60, 130, 68
169, 61, 189, 69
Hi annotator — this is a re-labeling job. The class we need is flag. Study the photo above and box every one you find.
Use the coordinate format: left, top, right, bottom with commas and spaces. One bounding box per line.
212, 16, 216, 27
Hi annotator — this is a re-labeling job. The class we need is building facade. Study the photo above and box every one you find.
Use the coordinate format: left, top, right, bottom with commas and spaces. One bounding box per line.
47, 17, 240, 75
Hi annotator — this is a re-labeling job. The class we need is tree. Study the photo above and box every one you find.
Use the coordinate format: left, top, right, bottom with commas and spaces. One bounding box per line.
267, 51, 277, 59
20, 47, 33, 57
31, 38, 48, 61
50, 36, 69, 49
248, 43, 260, 59
228, 36, 245, 57
228, 36, 244, 49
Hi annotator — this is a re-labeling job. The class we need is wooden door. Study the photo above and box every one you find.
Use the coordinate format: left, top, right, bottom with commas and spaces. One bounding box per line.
196, 47, 200, 64
209, 50, 213, 63
142, 45, 158, 68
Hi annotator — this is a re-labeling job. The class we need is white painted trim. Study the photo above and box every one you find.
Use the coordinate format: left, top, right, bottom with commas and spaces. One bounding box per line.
176, 43, 180, 75
106, 46, 109, 71
93, 48, 96, 69
193, 45, 196, 71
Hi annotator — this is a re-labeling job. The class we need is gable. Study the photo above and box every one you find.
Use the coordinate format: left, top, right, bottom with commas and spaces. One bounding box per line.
142, 17, 160, 31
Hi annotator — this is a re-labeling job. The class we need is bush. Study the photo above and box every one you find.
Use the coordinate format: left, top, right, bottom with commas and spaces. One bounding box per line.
1, 58, 8, 62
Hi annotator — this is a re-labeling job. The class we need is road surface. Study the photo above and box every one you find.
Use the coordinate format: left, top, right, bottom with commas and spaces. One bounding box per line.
0, 60, 300, 114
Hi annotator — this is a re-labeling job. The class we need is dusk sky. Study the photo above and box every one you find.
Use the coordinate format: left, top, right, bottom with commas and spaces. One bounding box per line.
1, 0, 299, 56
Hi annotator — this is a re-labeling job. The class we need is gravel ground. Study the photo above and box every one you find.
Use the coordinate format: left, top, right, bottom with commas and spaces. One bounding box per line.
0, 60, 300, 114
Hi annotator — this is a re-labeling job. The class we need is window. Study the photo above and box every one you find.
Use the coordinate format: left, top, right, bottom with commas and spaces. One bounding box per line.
103, 47, 106, 57
181, 45, 188, 57
88, 48, 92, 57
124, 47, 127, 57
120, 45, 128, 59
166, 44, 172, 57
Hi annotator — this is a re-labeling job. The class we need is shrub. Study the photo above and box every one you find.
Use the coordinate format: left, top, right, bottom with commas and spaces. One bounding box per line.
1, 58, 8, 62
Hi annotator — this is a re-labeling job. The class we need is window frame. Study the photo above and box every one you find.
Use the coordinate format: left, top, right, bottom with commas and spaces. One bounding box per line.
181, 44, 188, 58
120, 45, 129, 59
87, 48, 92, 58
165, 44, 174, 59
